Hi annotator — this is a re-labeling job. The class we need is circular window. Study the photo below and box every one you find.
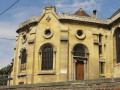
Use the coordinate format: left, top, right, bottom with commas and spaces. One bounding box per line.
45, 29, 51, 36
77, 30, 83, 36
76, 29, 86, 40
43, 29, 53, 39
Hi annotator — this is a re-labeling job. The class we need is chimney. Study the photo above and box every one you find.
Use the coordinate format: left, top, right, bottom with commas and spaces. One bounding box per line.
92, 10, 97, 18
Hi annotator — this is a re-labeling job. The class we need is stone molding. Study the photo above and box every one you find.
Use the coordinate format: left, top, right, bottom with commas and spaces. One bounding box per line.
58, 13, 110, 25
1, 78, 120, 89
75, 29, 86, 40
17, 6, 120, 32
18, 16, 40, 29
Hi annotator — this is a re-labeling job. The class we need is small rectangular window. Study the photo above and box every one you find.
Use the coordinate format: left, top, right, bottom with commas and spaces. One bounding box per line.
99, 34, 102, 43
99, 62, 105, 74
99, 45, 102, 55
19, 82, 24, 85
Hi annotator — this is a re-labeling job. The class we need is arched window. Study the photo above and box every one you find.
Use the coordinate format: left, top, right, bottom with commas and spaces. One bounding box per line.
42, 44, 53, 70
115, 28, 120, 63
21, 49, 27, 64
73, 44, 85, 57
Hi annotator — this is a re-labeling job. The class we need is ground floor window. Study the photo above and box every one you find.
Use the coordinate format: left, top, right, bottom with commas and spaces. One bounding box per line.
99, 62, 105, 74
41, 44, 53, 70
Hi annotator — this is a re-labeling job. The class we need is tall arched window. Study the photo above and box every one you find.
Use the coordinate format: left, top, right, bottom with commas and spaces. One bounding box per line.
21, 49, 27, 64
42, 44, 53, 70
73, 44, 85, 57
20, 49, 27, 70
115, 28, 120, 63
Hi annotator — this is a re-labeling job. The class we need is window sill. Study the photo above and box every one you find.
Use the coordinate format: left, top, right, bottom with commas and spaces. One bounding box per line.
18, 71, 26, 77
99, 54, 103, 57
38, 73, 55, 75
99, 42, 102, 45
99, 58, 105, 62
99, 74, 105, 77
73, 56, 87, 60
18, 74, 26, 77
38, 70, 55, 75
114, 63, 120, 67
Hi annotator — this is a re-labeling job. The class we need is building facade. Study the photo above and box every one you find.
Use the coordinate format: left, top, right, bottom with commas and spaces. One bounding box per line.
9, 6, 120, 85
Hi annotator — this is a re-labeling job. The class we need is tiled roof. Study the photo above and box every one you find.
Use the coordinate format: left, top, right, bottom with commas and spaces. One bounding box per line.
74, 8, 90, 17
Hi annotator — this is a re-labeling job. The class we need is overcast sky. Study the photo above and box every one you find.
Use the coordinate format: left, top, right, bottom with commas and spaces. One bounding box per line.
0, 0, 120, 69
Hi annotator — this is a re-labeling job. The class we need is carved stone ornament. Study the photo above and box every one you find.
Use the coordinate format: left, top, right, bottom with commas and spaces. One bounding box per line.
21, 33, 27, 44
46, 16, 51, 22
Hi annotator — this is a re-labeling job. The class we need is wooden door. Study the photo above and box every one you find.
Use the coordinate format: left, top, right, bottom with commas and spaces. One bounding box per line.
76, 61, 84, 80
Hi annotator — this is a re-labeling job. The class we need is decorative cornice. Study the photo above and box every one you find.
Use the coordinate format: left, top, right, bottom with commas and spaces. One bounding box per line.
18, 16, 40, 29
17, 6, 120, 32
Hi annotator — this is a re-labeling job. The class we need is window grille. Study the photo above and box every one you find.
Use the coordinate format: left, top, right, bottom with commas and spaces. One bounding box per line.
73, 44, 85, 57
42, 45, 53, 70
21, 49, 27, 64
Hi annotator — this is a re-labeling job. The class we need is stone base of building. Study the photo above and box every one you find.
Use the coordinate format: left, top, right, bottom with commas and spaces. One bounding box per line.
1, 78, 120, 90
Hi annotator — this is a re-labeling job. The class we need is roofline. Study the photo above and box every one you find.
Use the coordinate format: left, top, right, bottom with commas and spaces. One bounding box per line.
16, 6, 120, 32
58, 13, 110, 25
17, 13, 120, 32
110, 8, 120, 18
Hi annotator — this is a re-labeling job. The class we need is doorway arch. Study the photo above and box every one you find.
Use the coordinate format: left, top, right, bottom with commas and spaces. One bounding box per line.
72, 43, 89, 80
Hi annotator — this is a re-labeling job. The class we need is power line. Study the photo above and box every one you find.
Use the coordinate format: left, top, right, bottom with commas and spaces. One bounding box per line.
0, 38, 16, 41
0, 0, 21, 16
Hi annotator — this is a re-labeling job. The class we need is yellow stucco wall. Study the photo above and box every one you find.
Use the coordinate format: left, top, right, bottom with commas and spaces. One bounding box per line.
10, 6, 120, 85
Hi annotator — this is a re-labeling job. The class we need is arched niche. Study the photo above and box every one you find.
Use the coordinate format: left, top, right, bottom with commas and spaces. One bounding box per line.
113, 27, 120, 64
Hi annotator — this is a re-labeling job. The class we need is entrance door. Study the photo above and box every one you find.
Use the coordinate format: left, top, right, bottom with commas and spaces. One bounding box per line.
76, 61, 84, 80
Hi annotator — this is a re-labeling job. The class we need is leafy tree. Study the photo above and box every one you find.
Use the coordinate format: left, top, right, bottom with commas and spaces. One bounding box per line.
0, 60, 13, 86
